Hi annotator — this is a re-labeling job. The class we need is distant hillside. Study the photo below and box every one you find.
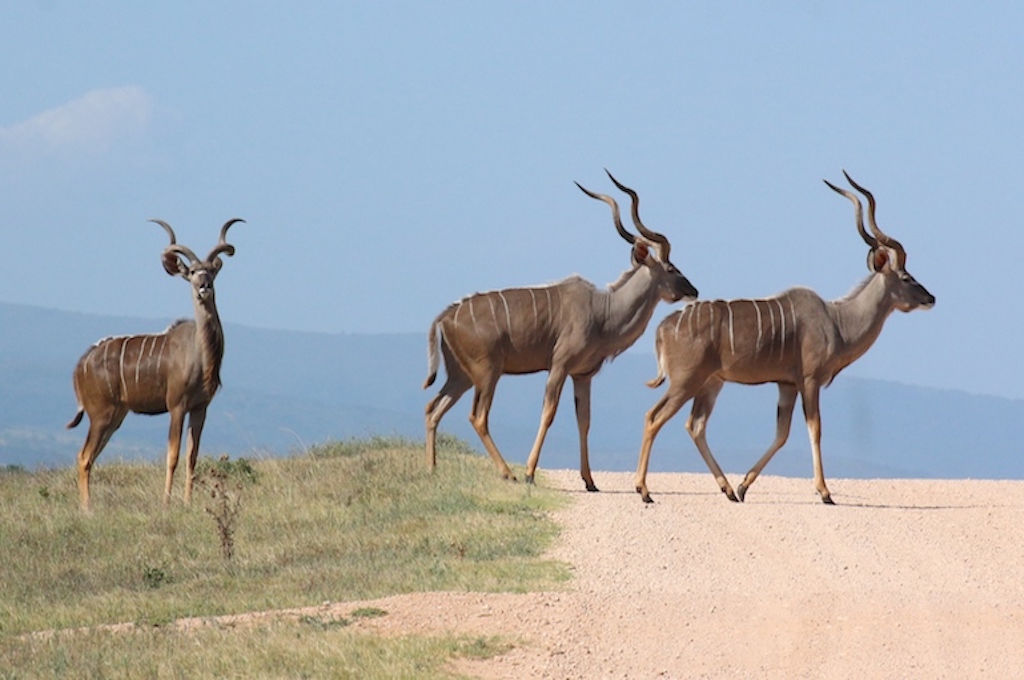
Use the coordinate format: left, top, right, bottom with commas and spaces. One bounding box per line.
1, 301, 1022, 480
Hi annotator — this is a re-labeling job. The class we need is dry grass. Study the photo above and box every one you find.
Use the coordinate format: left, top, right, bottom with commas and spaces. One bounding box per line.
0, 435, 568, 677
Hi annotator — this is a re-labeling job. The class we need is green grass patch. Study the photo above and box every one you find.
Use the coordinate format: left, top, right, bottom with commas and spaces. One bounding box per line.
0, 435, 569, 677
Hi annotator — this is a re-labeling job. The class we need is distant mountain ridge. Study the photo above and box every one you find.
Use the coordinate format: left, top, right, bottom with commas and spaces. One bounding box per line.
1, 301, 1021, 481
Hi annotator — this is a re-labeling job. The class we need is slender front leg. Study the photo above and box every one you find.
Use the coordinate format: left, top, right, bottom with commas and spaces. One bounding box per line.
801, 383, 833, 504
164, 408, 186, 505
737, 383, 798, 502
183, 407, 207, 504
571, 374, 598, 492
524, 367, 568, 484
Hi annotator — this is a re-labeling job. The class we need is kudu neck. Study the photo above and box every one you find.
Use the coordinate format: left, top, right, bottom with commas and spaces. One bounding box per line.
601, 265, 662, 341
192, 293, 225, 392
830, 272, 896, 360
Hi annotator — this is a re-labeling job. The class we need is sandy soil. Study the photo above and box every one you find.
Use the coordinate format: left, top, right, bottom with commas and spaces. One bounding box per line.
95, 470, 1024, 678
337, 470, 1024, 679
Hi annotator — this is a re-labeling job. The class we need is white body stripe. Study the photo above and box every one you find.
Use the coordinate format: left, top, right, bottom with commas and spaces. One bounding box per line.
136, 336, 147, 385
498, 291, 512, 332
118, 338, 129, 398
775, 299, 786, 359
726, 301, 735, 354
753, 300, 763, 353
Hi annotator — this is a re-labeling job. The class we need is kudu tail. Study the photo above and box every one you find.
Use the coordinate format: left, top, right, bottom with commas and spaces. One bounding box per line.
423, 317, 442, 389
646, 334, 668, 389
67, 408, 84, 429
67, 372, 85, 428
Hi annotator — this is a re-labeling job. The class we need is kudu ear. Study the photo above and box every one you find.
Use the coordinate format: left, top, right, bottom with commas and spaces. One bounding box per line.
162, 251, 189, 278
870, 247, 895, 272
632, 240, 650, 266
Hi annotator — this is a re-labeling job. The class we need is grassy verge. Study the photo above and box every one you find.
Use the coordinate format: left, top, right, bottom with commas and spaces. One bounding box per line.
0, 435, 569, 677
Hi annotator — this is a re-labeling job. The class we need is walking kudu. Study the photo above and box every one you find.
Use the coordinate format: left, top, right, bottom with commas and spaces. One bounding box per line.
67, 218, 243, 511
424, 172, 698, 491
634, 172, 934, 503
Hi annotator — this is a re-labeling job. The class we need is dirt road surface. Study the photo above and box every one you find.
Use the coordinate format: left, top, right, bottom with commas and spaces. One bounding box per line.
337, 470, 1024, 678
153, 470, 1024, 678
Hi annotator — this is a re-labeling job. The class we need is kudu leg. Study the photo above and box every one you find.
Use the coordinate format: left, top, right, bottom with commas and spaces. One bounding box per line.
164, 409, 186, 505
571, 374, 598, 492
635, 386, 693, 503
75, 409, 126, 511
800, 384, 834, 504
524, 368, 568, 485
469, 378, 517, 481
737, 383, 798, 502
685, 379, 738, 502
183, 407, 207, 504
424, 372, 471, 469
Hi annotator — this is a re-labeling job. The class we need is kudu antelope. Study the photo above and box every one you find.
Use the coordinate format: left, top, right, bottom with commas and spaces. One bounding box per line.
424, 172, 698, 491
634, 173, 934, 504
67, 218, 243, 511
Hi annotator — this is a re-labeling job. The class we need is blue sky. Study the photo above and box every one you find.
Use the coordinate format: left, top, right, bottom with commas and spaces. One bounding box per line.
2, 2, 1022, 399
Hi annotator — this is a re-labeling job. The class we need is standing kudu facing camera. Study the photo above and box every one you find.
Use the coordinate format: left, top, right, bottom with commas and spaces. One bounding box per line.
634, 173, 934, 504
68, 218, 243, 511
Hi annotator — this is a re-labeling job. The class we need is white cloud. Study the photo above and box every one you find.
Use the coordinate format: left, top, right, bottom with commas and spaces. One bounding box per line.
0, 86, 153, 153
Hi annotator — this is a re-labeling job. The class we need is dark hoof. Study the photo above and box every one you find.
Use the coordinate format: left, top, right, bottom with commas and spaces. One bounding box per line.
585, 482, 599, 493
642, 495, 654, 504
736, 484, 747, 503
724, 488, 739, 503
524, 474, 534, 484
821, 494, 835, 505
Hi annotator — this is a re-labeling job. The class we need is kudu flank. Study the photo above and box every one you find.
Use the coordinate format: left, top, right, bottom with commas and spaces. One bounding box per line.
635, 173, 934, 504
424, 171, 698, 490
67, 218, 243, 510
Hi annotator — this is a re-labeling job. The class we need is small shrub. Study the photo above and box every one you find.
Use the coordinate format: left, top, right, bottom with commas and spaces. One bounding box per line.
196, 455, 248, 561
142, 563, 171, 589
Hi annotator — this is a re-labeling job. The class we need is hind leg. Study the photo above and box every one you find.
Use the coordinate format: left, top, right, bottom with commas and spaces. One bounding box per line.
737, 383, 798, 502
685, 378, 737, 501
635, 385, 693, 503
425, 369, 472, 469
76, 407, 127, 511
469, 370, 516, 480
